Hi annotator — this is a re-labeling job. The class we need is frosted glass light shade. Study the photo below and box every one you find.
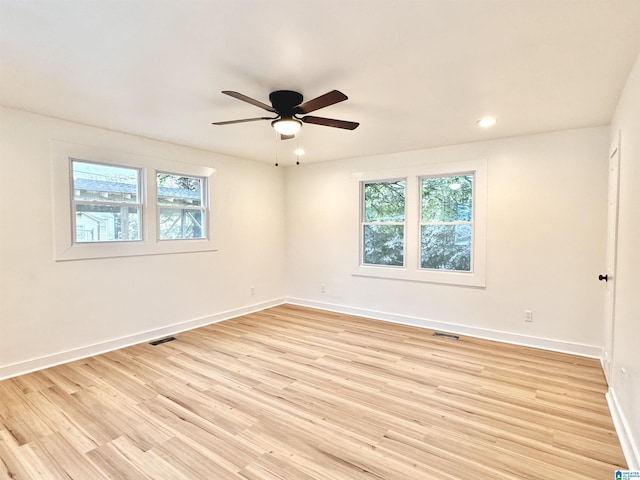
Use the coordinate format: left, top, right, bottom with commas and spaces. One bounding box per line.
272, 118, 301, 135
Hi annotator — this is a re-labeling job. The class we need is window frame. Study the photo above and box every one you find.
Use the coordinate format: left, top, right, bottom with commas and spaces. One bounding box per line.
52, 141, 217, 261
156, 171, 208, 241
353, 159, 487, 287
419, 172, 474, 272
361, 178, 407, 268
71, 159, 144, 244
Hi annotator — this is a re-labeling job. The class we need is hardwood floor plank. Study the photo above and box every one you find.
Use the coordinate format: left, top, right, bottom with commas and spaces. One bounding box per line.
0, 429, 54, 479
86, 439, 156, 480
152, 437, 233, 480
0, 305, 627, 479
30, 432, 108, 480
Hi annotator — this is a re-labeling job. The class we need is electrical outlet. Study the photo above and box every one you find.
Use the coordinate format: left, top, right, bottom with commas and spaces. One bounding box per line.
524, 310, 533, 323
321, 284, 326, 293
250, 286, 255, 296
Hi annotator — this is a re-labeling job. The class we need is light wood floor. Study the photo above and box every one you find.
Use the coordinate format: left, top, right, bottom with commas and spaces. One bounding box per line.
0, 304, 627, 479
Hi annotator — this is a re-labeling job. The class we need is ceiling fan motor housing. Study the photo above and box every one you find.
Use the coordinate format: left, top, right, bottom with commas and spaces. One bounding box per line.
269, 90, 304, 116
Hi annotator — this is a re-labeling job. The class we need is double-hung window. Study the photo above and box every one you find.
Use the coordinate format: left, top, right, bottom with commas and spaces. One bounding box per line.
72, 160, 142, 243
53, 141, 217, 261
362, 180, 406, 267
355, 160, 486, 287
420, 174, 473, 272
157, 172, 207, 240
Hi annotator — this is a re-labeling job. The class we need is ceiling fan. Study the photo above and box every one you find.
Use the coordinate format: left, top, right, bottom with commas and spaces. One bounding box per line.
212, 89, 359, 139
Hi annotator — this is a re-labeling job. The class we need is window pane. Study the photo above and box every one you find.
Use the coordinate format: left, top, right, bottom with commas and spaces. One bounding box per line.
159, 208, 205, 240
157, 173, 203, 207
421, 175, 472, 222
364, 181, 405, 222
363, 224, 404, 266
72, 161, 139, 203
75, 205, 140, 242
421, 224, 471, 271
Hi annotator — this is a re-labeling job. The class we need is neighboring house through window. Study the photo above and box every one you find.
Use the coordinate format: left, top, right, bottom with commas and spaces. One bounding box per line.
52, 141, 217, 261
72, 160, 142, 243
157, 172, 207, 240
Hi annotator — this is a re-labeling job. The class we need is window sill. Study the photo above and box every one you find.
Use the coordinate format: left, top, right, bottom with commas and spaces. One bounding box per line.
353, 264, 486, 287
55, 238, 218, 262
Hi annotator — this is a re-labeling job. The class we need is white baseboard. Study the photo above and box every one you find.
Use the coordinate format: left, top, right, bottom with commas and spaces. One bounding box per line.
285, 297, 603, 358
607, 388, 640, 470
2, 297, 602, 379
0, 298, 286, 381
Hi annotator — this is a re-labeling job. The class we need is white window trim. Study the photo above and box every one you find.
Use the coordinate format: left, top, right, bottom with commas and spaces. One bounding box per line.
52, 141, 218, 261
361, 177, 407, 268
353, 159, 487, 287
156, 170, 209, 242
71, 159, 144, 243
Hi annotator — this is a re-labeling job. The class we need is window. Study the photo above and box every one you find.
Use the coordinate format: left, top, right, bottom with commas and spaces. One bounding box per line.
72, 160, 142, 243
157, 172, 207, 240
420, 174, 473, 271
354, 159, 486, 287
362, 180, 406, 266
52, 141, 217, 261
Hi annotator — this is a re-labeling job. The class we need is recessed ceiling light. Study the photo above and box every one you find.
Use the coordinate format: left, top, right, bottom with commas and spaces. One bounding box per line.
294, 148, 305, 156
477, 116, 497, 128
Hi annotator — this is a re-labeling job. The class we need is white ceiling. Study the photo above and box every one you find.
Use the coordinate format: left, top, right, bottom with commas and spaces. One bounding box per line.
1, 0, 640, 165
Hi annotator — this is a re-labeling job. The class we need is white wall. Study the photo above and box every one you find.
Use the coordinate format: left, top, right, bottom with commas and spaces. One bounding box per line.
285, 127, 609, 355
0, 96, 633, 461
609, 52, 640, 468
0, 107, 285, 378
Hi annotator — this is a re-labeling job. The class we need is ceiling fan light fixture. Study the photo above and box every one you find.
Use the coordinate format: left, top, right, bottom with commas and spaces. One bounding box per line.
272, 118, 301, 136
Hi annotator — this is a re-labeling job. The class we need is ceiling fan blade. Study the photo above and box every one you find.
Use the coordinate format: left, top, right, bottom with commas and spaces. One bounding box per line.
211, 117, 273, 125
221, 91, 276, 112
294, 90, 348, 114
301, 115, 359, 130
280, 134, 295, 140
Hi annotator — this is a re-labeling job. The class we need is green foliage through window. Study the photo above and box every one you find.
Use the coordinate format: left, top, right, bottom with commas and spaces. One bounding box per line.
362, 180, 405, 266
364, 181, 406, 222
420, 174, 473, 271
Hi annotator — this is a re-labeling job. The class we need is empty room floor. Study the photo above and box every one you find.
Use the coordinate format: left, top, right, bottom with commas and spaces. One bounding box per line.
0, 304, 627, 479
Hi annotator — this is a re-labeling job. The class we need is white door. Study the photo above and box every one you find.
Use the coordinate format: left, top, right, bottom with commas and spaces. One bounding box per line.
602, 131, 621, 384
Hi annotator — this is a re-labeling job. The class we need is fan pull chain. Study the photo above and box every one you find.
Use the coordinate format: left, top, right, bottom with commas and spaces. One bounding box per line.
295, 135, 301, 166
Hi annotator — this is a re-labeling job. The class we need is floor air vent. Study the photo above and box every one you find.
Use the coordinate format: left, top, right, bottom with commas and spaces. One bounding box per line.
149, 336, 176, 346
433, 332, 460, 340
